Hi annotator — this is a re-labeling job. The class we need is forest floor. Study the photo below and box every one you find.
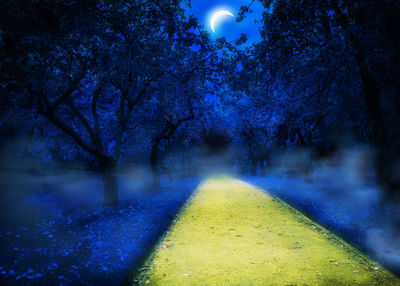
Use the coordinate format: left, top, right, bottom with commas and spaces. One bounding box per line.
245, 169, 400, 275
1, 168, 399, 285
0, 171, 199, 285
136, 176, 399, 285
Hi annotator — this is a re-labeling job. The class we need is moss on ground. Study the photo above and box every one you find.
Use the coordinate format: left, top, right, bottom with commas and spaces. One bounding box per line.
135, 177, 400, 285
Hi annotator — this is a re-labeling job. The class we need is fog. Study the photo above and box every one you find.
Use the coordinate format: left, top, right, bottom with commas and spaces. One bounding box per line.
0, 142, 399, 284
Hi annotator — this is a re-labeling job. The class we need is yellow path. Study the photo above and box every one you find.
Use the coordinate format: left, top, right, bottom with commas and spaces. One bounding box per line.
135, 177, 399, 285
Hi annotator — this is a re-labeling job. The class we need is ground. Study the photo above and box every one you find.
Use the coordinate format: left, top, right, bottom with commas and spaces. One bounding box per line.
0, 172, 199, 285
246, 167, 400, 273
136, 176, 399, 285
1, 169, 399, 285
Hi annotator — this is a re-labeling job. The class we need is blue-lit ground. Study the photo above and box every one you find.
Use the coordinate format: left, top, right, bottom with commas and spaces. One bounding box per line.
1, 158, 399, 285
247, 175, 400, 274
0, 173, 199, 285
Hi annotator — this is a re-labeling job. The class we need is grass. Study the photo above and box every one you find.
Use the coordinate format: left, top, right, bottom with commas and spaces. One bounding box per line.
134, 176, 400, 285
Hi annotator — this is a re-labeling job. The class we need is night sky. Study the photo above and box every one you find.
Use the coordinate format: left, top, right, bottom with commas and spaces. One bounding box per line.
184, 0, 264, 44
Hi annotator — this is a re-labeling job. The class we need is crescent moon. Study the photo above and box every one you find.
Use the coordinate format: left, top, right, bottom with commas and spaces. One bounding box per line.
210, 10, 234, 33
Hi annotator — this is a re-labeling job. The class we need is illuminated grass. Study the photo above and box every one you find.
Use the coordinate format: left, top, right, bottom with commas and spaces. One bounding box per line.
135, 177, 399, 285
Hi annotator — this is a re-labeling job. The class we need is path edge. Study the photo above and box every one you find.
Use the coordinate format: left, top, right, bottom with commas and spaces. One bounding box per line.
122, 180, 207, 285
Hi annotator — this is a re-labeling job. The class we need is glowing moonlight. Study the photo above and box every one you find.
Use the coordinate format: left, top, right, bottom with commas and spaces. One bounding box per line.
210, 10, 234, 33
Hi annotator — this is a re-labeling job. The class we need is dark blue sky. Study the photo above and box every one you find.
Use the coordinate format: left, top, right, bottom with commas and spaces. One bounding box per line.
184, 0, 264, 45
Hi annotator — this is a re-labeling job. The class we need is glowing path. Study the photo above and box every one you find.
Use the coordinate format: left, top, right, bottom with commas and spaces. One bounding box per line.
134, 177, 399, 285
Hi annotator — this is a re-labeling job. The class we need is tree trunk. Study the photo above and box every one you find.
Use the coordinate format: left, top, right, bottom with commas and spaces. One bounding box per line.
368, 84, 400, 201
345, 30, 400, 200
151, 142, 160, 188
250, 158, 257, 176
101, 158, 119, 206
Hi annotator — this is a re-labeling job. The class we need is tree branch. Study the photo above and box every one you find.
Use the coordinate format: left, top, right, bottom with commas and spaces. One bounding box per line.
43, 112, 108, 161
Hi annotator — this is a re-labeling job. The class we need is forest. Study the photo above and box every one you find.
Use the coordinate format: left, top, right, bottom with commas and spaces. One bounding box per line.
0, 0, 399, 285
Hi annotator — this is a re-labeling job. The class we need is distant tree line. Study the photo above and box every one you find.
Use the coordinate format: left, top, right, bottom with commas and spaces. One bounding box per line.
1, 0, 399, 204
